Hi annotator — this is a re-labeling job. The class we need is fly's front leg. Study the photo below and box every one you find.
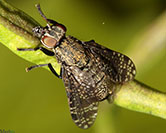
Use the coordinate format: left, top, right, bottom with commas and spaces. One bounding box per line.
17, 47, 55, 56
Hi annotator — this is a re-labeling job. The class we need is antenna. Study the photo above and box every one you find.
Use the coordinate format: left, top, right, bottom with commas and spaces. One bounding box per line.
35, 4, 51, 28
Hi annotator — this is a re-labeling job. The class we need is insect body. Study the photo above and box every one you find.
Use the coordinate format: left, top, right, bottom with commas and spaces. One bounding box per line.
18, 4, 136, 129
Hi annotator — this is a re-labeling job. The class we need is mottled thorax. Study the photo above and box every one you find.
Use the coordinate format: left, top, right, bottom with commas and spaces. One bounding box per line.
55, 36, 89, 67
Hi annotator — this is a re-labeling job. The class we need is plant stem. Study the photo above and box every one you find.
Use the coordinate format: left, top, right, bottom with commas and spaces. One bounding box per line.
0, 0, 165, 120
114, 79, 166, 119
0, 0, 61, 73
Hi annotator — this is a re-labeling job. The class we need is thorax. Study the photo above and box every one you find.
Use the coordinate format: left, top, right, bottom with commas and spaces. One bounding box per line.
55, 36, 89, 67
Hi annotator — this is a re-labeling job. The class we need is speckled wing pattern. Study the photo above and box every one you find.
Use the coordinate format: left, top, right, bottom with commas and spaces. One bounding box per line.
61, 40, 136, 129
62, 67, 99, 129
84, 40, 136, 83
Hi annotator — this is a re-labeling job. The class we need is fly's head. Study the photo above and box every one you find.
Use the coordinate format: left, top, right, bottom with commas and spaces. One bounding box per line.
33, 4, 66, 49
33, 23, 66, 49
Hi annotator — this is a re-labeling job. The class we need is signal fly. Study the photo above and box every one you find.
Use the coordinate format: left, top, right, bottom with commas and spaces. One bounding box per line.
17, 4, 136, 129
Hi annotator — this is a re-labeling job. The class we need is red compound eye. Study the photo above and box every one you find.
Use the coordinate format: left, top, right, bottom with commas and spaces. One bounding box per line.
56, 23, 67, 32
42, 36, 57, 48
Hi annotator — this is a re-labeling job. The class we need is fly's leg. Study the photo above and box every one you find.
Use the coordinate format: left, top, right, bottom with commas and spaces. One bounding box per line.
17, 47, 55, 56
26, 63, 62, 79
17, 48, 61, 78
106, 86, 119, 103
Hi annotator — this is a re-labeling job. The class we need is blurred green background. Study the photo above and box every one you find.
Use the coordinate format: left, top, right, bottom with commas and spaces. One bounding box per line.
0, 0, 166, 132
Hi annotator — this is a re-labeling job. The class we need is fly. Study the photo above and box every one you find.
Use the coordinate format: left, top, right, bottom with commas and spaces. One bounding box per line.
17, 4, 136, 129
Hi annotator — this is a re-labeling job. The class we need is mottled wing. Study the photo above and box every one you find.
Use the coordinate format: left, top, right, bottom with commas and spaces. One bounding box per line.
62, 67, 99, 129
84, 40, 136, 83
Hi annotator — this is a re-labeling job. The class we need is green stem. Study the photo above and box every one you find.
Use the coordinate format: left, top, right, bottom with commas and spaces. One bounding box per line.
0, 0, 165, 120
0, 0, 61, 73
114, 79, 166, 119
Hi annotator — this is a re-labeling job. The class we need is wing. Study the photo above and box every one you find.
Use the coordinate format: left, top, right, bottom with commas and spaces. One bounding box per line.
62, 67, 99, 129
84, 40, 136, 83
